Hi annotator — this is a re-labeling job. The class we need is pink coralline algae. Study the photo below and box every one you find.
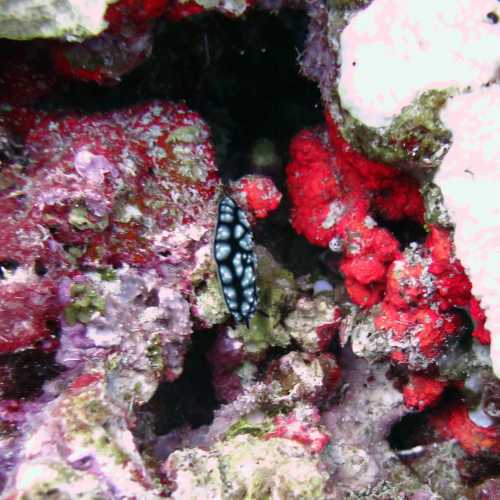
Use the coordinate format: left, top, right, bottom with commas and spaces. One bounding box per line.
0, 277, 60, 354
0, 99, 223, 357
265, 407, 330, 453
0, 99, 231, 495
266, 351, 341, 405
207, 327, 247, 403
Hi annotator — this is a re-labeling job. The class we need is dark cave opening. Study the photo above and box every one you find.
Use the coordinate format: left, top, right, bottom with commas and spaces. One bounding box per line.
41, 9, 329, 277
374, 216, 428, 249
0, 348, 63, 400
45, 9, 323, 183
146, 329, 219, 435
389, 386, 500, 486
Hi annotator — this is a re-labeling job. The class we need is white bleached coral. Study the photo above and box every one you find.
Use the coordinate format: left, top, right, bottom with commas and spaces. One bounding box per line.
0, 0, 114, 41
434, 85, 500, 376
338, 0, 500, 128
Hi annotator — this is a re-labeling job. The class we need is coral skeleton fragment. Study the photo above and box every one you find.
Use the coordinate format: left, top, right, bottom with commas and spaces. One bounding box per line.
214, 196, 258, 326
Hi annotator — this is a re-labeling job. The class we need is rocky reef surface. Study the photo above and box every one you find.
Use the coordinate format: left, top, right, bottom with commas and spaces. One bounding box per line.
0, 0, 499, 498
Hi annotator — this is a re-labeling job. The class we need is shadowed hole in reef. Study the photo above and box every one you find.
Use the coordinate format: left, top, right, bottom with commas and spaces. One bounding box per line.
374, 217, 428, 249
42, 9, 323, 183
41, 9, 326, 276
147, 330, 219, 435
389, 387, 463, 453
0, 349, 63, 399
389, 387, 500, 485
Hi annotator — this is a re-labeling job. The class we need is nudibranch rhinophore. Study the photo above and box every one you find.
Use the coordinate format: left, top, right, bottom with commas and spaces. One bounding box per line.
214, 196, 258, 327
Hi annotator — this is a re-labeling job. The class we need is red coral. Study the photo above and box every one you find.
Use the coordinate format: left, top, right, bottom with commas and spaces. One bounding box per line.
403, 374, 446, 411
0, 277, 60, 353
286, 117, 415, 307
469, 297, 490, 345
231, 175, 282, 219
425, 227, 471, 310
286, 129, 341, 246
70, 373, 104, 392
165, 0, 205, 21
431, 403, 500, 456
376, 304, 461, 364
372, 174, 424, 223
286, 116, 486, 364
265, 409, 330, 453
371, 225, 493, 366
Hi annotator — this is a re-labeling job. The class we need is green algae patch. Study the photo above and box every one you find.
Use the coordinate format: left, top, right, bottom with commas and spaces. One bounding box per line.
237, 246, 298, 354
421, 182, 453, 228
167, 124, 208, 145
166, 434, 328, 499
225, 417, 274, 440
338, 89, 454, 169
145, 332, 165, 373
69, 205, 109, 232
64, 283, 106, 325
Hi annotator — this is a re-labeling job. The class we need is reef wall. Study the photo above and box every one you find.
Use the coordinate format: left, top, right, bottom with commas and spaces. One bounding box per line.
0, 0, 499, 498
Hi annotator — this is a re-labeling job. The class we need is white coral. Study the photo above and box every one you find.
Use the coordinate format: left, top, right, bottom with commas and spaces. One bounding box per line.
434, 85, 500, 377
338, 0, 500, 127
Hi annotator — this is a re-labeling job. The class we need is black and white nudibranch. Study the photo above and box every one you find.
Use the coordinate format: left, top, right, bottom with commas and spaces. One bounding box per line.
214, 195, 258, 327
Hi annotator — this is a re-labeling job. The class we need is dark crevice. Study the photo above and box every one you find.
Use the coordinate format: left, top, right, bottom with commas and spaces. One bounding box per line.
40, 10, 323, 184
254, 200, 325, 276
0, 260, 19, 279
389, 387, 463, 452
34, 259, 48, 277
374, 217, 428, 249
0, 349, 63, 400
146, 330, 219, 435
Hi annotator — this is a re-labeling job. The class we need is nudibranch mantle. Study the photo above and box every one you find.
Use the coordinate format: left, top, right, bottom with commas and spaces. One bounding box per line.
214, 195, 258, 326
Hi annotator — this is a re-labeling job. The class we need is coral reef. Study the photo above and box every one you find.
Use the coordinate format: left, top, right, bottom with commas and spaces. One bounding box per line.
0, 0, 499, 498
164, 434, 328, 499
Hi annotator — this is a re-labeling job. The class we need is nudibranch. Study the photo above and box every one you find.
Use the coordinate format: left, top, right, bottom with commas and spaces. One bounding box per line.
214, 196, 258, 327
